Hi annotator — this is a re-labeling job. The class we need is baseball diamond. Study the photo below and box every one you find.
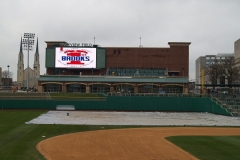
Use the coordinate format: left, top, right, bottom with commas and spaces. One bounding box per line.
37, 127, 240, 160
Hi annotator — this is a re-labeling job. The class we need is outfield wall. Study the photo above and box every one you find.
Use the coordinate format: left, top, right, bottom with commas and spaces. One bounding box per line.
0, 96, 232, 116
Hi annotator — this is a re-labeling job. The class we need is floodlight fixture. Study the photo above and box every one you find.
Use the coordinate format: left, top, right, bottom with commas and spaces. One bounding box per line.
22, 33, 35, 91
7, 65, 10, 88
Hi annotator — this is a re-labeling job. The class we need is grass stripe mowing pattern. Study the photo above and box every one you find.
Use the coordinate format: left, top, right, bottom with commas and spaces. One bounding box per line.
166, 136, 240, 160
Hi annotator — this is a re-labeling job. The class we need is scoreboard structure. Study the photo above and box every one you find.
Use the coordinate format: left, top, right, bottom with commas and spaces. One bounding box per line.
39, 41, 190, 93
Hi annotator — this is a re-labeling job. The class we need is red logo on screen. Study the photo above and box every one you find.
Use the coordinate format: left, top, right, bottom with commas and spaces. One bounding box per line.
60, 47, 90, 65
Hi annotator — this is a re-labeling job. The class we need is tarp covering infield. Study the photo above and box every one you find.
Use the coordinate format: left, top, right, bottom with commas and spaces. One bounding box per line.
26, 111, 240, 126
0, 96, 232, 116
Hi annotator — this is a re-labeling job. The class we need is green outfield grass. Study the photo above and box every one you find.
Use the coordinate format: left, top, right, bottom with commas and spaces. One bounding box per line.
0, 110, 240, 160
166, 136, 240, 160
0, 110, 137, 160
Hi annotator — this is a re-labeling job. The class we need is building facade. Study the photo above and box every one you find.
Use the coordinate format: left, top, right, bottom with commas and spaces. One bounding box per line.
195, 56, 206, 88
234, 39, 240, 68
38, 41, 191, 93
195, 53, 234, 88
0, 67, 2, 85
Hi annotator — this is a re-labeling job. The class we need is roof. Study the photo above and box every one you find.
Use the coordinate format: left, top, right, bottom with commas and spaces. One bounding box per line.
45, 41, 67, 43
168, 42, 191, 46
39, 75, 188, 83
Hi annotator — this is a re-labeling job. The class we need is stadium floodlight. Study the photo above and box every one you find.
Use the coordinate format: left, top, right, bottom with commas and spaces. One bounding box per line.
34, 66, 37, 90
22, 33, 35, 92
7, 65, 10, 89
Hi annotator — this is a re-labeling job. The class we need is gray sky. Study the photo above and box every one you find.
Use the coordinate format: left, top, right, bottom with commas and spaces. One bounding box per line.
1, 0, 240, 81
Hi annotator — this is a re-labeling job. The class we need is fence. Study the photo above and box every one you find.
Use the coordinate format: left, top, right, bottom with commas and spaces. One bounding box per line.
0, 96, 231, 116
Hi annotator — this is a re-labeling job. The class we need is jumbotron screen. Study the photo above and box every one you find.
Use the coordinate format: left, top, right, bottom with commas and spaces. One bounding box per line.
55, 47, 96, 68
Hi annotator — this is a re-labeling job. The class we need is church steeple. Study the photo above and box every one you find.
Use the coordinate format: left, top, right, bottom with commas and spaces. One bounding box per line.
17, 37, 24, 83
19, 37, 23, 54
33, 37, 40, 81
35, 37, 39, 54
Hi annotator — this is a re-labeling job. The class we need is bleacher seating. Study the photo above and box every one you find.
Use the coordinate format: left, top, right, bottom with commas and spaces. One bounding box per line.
213, 94, 240, 116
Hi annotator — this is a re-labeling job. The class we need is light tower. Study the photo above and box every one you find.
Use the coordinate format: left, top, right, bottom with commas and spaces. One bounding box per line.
22, 33, 35, 91
7, 65, 10, 88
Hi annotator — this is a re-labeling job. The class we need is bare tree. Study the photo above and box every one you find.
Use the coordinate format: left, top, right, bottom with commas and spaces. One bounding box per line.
204, 59, 218, 84
204, 56, 239, 85
217, 57, 239, 84
2, 70, 13, 78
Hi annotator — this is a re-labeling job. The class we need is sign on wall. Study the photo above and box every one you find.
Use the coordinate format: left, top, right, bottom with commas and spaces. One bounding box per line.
55, 47, 96, 68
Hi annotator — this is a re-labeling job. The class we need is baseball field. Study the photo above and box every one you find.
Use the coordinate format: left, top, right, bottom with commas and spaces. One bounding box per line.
1, 110, 240, 160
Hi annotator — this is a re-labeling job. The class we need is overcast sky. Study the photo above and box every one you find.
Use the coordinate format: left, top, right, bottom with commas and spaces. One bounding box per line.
1, 0, 240, 81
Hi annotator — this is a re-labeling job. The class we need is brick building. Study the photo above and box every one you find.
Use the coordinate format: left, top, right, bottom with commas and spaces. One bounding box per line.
38, 41, 191, 93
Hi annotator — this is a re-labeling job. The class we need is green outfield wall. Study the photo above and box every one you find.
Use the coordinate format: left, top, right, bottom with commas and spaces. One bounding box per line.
0, 96, 232, 116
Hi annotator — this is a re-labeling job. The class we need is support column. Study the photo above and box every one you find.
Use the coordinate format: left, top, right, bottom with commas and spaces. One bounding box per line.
183, 84, 189, 93
62, 84, 66, 93
110, 86, 114, 93
38, 85, 43, 93
134, 86, 138, 94
86, 85, 90, 93
184, 88, 188, 93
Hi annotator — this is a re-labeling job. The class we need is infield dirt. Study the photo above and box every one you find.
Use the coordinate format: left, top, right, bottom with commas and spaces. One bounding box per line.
37, 127, 240, 160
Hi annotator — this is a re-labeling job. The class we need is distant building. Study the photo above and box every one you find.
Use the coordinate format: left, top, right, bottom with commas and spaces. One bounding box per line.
16, 37, 40, 88
234, 39, 240, 68
195, 56, 206, 88
1, 78, 12, 86
195, 53, 234, 88
0, 67, 2, 85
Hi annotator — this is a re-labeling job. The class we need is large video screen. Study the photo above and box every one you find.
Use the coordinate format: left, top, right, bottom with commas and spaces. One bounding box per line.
55, 47, 96, 68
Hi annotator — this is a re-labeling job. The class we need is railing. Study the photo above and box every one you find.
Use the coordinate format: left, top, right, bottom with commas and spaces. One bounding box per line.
211, 93, 240, 116
106, 92, 211, 97
0, 92, 49, 100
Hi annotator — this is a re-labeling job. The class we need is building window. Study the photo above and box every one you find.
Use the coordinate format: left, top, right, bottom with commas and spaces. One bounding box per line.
44, 84, 62, 92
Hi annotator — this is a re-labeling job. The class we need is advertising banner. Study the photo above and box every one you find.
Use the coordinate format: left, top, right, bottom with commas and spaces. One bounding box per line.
55, 47, 96, 68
